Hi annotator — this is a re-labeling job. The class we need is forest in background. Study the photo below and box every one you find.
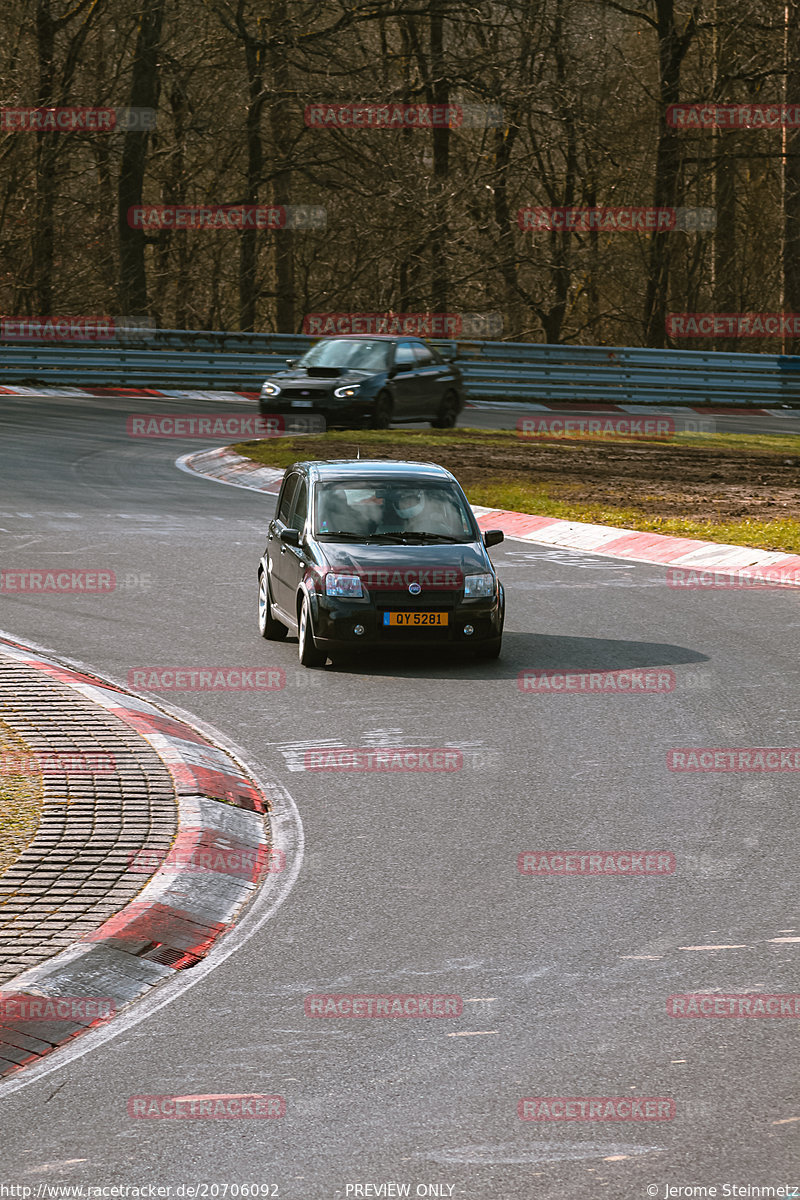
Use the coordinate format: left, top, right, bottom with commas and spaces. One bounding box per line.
1, 0, 798, 349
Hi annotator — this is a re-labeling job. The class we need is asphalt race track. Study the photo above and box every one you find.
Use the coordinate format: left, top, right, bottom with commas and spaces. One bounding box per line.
0, 391, 798, 1199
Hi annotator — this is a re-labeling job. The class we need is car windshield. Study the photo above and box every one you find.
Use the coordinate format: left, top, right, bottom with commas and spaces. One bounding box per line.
299, 339, 391, 371
314, 480, 476, 541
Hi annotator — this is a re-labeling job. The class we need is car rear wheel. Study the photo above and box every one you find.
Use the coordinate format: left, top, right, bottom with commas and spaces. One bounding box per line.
370, 392, 393, 429
258, 571, 288, 640
431, 390, 459, 429
298, 593, 326, 667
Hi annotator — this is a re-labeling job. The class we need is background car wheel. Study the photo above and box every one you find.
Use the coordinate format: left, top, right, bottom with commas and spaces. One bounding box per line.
476, 636, 502, 659
431, 390, 459, 429
258, 571, 288, 640
370, 393, 393, 429
298, 594, 326, 667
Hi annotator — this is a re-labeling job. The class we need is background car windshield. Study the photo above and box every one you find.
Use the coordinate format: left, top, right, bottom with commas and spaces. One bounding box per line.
299, 339, 391, 371
315, 480, 475, 540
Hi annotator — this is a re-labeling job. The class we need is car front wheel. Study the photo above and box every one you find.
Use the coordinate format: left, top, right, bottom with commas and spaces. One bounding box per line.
370, 392, 393, 429
298, 593, 326, 667
258, 571, 288, 640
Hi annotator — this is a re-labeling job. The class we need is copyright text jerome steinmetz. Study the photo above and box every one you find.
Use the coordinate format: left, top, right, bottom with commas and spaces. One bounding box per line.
647, 1187, 799, 1198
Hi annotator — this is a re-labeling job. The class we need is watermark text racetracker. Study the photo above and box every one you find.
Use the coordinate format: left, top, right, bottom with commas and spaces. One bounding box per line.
0, 106, 155, 132
128, 205, 325, 230
518, 206, 715, 232
127, 845, 285, 879
518, 1096, 675, 1120
127, 668, 285, 692
305, 994, 463, 1017
0, 751, 116, 775
0, 995, 115, 1021
668, 312, 800, 338
518, 851, 676, 875
667, 994, 800, 1018
302, 312, 504, 338
667, 748, 800, 772
667, 567, 800, 589
304, 102, 502, 128
518, 668, 676, 694
0, 569, 115, 593
304, 747, 463, 771
0, 317, 156, 341
668, 101, 800, 128
517, 415, 715, 439
126, 414, 324, 438
128, 1095, 284, 1119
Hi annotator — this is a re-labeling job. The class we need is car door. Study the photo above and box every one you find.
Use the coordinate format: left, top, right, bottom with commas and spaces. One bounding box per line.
390, 340, 428, 419
268, 471, 300, 616
411, 341, 447, 416
278, 476, 310, 619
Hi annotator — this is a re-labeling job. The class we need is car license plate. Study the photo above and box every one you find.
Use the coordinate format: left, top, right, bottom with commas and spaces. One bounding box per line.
291, 399, 314, 408
383, 612, 448, 626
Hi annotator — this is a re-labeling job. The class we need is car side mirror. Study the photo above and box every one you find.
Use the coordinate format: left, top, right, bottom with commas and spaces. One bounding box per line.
483, 529, 504, 548
280, 528, 301, 546
286, 358, 297, 367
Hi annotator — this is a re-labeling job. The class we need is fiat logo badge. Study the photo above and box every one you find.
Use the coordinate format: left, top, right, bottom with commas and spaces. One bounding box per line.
408, 582, 422, 595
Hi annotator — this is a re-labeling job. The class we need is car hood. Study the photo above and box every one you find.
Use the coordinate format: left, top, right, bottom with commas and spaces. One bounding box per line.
317, 540, 490, 576
271, 367, 377, 383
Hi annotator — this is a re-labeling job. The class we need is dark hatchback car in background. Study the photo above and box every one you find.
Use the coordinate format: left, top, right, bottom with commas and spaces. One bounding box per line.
258, 335, 466, 429
258, 459, 505, 667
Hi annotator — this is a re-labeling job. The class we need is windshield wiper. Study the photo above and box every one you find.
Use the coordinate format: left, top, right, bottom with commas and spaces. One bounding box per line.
364, 532, 416, 543
316, 530, 368, 540
400, 533, 465, 543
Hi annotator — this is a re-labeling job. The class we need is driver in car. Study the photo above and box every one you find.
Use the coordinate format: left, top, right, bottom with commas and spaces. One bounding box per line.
356, 487, 426, 533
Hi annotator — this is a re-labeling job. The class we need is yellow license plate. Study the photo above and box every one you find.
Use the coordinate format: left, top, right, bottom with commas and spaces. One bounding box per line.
383, 611, 449, 626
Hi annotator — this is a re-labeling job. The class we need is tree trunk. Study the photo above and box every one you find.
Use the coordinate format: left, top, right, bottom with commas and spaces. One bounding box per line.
785, 0, 800, 353
643, 0, 696, 347
267, 2, 295, 332
33, 0, 56, 315
117, 0, 165, 317
712, 0, 738, 351
240, 25, 264, 331
429, 0, 449, 315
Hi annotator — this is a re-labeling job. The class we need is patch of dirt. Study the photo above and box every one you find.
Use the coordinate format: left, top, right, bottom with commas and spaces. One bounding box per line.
283, 434, 800, 523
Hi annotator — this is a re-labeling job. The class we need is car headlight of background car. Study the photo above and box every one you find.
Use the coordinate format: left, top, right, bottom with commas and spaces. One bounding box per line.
325, 572, 364, 597
333, 384, 361, 399
261, 382, 281, 397
463, 572, 495, 598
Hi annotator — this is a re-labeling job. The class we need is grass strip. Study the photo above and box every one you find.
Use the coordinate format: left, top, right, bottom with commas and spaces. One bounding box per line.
0, 722, 43, 878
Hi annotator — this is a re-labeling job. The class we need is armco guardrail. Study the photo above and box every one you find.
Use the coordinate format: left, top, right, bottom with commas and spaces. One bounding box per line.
1, 328, 799, 405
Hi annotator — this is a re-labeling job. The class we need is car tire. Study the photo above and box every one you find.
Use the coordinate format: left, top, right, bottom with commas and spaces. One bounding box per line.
258, 570, 288, 640
475, 636, 502, 660
298, 593, 326, 667
370, 392, 393, 429
431, 390, 459, 429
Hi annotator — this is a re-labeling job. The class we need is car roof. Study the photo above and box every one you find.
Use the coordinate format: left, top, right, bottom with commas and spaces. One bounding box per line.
290, 459, 456, 483
308, 334, 427, 342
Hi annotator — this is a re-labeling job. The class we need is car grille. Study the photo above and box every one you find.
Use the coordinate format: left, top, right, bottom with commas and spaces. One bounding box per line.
369, 590, 459, 607
283, 388, 330, 400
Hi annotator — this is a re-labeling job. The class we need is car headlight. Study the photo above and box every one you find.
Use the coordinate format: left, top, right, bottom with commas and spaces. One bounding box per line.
325, 573, 364, 598
333, 384, 361, 399
464, 572, 495, 598
261, 381, 281, 397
